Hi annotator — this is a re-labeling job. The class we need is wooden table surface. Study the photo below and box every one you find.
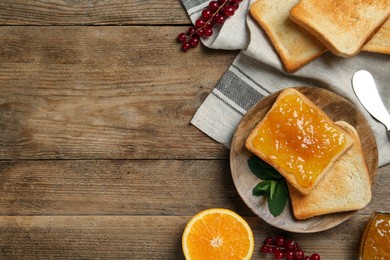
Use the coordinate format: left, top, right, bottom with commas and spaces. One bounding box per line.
0, 1, 388, 259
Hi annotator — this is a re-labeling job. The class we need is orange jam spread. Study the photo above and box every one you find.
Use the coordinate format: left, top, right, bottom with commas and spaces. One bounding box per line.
361, 212, 390, 259
252, 91, 348, 188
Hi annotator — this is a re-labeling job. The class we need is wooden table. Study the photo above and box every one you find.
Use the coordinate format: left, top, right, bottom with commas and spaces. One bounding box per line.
0, 1, 388, 259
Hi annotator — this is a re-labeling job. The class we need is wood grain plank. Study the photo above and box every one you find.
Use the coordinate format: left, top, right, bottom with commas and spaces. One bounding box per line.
0, 0, 190, 25
0, 214, 376, 259
0, 159, 252, 216
0, 160, 388, 216
0, 26, 237, 159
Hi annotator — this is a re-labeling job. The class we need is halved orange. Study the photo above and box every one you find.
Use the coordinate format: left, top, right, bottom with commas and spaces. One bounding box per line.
182, 208, 254, 260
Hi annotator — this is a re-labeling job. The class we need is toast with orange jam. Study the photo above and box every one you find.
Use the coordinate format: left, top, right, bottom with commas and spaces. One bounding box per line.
245, 88, 354, 195
288, 121, 371, 220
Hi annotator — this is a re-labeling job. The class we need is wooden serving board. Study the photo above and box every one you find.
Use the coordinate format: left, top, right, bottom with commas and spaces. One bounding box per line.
230, 86, 378, 233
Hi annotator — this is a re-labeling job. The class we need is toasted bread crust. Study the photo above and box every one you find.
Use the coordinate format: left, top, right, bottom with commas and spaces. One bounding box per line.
249, 0, 326, 72
245, 88, 354, 195
289, 121, 372, 220
363, 18, 390, 54
290, 0, 390, 57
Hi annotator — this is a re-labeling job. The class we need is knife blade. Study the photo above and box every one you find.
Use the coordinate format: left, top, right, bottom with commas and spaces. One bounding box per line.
352, 70, 390, 135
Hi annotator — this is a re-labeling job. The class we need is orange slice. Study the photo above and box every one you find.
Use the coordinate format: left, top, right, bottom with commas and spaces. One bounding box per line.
182, 208, 254, 260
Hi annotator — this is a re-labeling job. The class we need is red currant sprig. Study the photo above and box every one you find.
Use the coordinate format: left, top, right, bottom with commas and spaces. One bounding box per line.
261, 236, 321, 260
177, 0, 242, 51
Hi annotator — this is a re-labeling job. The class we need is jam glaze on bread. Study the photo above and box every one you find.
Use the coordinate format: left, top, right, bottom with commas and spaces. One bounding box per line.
289, 121, 372, 220
245, 88, 354, 195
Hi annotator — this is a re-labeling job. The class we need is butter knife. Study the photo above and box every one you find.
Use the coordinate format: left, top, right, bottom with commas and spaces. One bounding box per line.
352, 70, 390, 135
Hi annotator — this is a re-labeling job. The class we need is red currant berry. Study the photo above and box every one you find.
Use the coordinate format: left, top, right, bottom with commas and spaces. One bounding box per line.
230, 0, 242, 4
213, 13, 226, 24
260, 245, 268, 254
195, 18, 206, 29
208, 1, 220, 12
311, 253, 321, 260
187, 27, 195, 35
177, 33, 187, 43
266, 246, 275, 254
286, 250, 294, 260
293, 242, 300, 250
264, 236, 274, 245
177, 0, 243, 51
196, 28, 205, 36
274, 250, 285, 260
189, 37, 199, 47
229, 2, 239, 10
223, 5, 235, 16
182, 42, 191, 52
286, 240, 297, 250
303, 257, 310, 260
204, 27, 213, 37
275, 236, 286, 247
202, 9, 213, 20
205, 21, 214, 29
294, 249, 304, 260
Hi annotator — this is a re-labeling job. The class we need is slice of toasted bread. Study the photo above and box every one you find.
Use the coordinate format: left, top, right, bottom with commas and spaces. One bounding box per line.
363, 18, 390, 54
245, 88, 354, 195
249, 0, 326, 73
289, 121, 372, 220
290, 0, 390, 57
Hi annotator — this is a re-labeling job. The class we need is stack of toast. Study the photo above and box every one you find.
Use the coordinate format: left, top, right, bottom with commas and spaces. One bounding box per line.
250, 0, 390, 72
245, 88, 372, 220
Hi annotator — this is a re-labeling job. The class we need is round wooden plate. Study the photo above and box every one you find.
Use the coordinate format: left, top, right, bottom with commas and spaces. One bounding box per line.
230, 86, 378, 233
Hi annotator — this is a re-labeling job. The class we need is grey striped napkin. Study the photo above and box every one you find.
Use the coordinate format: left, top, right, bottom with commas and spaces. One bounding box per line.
182, 0, 390, 166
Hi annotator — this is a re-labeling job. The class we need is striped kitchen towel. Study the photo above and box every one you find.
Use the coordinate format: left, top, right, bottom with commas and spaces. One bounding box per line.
182, 0, 390, 166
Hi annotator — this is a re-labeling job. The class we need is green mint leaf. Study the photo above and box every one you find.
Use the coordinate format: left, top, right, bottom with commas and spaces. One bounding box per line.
247, 157, 282, 180
248, 156, 277, 172
269, 180, 277, 200
252, 180, 271, 196
267, 179, 289, 217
